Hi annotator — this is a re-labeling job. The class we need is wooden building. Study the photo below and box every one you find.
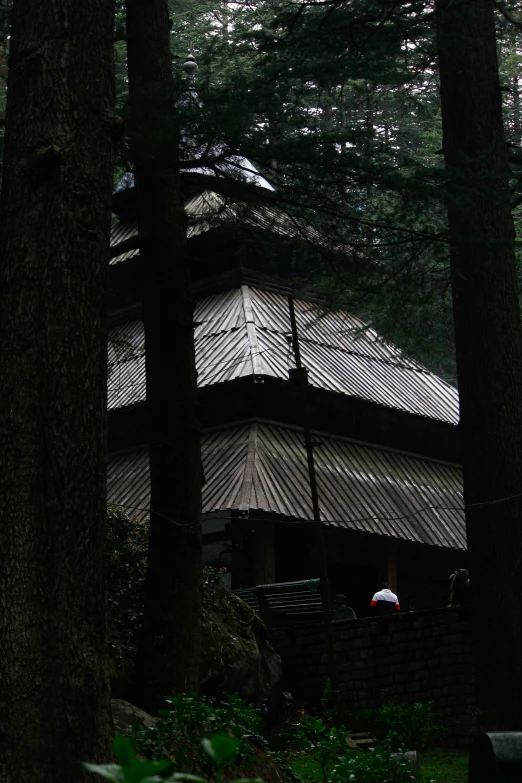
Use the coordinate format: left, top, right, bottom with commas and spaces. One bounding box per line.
107, 170, 465, 619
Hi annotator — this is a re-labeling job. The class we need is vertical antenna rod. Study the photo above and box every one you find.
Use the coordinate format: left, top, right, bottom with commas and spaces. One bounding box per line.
288, 295, 340, 695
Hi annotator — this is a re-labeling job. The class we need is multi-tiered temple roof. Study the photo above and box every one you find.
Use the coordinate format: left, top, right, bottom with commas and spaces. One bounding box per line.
107, 144, 465, 610
106, 55, 470, 611
107, 223, 463, 552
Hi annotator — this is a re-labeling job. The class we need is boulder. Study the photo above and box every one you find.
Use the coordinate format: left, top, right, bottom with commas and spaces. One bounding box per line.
111, 698, 156, 736
110, 698, 298, 783
200, 570, 282, 712
107, 555, 282, 712
391, 751, 420, 775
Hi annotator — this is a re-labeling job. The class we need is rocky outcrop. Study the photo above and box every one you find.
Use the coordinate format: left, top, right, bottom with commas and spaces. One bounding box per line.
111, 698, 156, 736
200, 570, 282, 711
110, 697, 298, 783
108, 565, 282, 711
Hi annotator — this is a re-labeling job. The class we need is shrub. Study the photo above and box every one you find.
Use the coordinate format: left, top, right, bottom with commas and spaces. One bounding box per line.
282, 714, 350, 783
106, 507, 148, 683
336, 702, 440, 752
371, 702, 440, 751
135, 692, 262, 773
331, 745, 418, 783
85, 733, 260, 783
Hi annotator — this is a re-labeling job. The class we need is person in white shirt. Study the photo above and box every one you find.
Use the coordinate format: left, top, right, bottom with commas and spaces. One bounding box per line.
370, 582, 400, 616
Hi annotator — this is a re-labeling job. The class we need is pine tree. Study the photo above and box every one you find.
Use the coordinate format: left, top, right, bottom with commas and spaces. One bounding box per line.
164, 0, 459, 377
126, 0, 203, 712
436, 0, 522, 728
0, 0, 116, 778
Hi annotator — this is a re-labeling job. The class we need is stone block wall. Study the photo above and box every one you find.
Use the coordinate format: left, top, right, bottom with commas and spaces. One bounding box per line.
269, 607, 476, 745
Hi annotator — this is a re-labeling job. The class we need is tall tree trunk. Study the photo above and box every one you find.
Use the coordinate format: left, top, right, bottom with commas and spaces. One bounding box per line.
0, 1, 10, 116
0, 0, 116, 779
436, 0, 522, 728
512, 75, 521, 147
126, 0, 203, 712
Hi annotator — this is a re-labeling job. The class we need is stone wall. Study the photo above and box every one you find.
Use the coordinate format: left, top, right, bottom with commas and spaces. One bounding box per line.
269, 607, 476, 745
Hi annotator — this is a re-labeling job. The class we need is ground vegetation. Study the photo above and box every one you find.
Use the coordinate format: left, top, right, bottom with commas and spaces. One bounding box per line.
86, 693, 462, 783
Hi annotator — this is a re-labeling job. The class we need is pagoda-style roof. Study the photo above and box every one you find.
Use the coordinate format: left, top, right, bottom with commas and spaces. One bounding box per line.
107, 420, 465, 549
108, 285, 459, 425
110, 190, 308, 266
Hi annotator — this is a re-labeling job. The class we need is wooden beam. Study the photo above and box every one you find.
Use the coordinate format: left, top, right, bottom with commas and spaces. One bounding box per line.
255, 521, 276, 585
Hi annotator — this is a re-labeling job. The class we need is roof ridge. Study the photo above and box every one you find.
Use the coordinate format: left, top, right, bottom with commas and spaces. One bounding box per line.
241, 284, 265, 380
238, 422, 259, 513
252, 322, 450, 380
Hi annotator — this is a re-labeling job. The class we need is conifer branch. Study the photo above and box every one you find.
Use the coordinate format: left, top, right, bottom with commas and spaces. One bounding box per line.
494, 0, 522, 30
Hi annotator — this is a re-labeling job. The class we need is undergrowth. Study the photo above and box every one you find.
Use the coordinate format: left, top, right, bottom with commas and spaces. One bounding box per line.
136, 693, 262, 774
83, 693, 466, 783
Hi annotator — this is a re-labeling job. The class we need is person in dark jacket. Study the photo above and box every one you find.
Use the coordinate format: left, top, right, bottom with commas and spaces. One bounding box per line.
370, 582, 400, 616
448, 569, 470, 607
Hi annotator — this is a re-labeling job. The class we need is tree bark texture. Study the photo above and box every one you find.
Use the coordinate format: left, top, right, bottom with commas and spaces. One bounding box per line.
0, 1, 115, 780
436, 0, 522, 728
126, 0, 203, 712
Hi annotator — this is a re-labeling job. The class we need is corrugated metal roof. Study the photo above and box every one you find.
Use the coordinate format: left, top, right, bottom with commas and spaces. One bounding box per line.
108, 321, 145, 409
107, 421, 465, 549
110, 189, 314, 257
108, 285, 459, 425
107, 448, 150, 517
110, 222, 139, 265
184, 190, 306, 240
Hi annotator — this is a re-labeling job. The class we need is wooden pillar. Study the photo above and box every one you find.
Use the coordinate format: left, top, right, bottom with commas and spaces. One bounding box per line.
380, 539, 398, 593
255, 521, 276, 585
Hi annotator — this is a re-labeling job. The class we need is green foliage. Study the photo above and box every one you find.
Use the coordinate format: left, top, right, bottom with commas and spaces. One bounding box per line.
338, 703, 440, 752
320, 680, 333, 712
84, 734, 171, 783
3, 0, 522, 388
85, 733, 263, 783
331, 745, 418, 783
288, 754, 324, 783
290, 742, 466, 783
202, 735, 240, 767
378, 703, 440, 752
106, 508, 148, 682
107, 508, 148, 619
283, 714, 349, 783
136, 693, 262, 773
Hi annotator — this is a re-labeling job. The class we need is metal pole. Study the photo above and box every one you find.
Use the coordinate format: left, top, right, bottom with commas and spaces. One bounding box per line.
288, 295, 340, 695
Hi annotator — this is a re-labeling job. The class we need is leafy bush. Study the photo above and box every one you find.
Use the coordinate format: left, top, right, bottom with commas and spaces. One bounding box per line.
135, 692, 262, 773
331, 745, 418, 783
379, 702, 440, 751
106, 507, 148, 616
85, 733, 261, 783
106, 507, 148, 681
336, 702, 439, 752
282, 714, 349, 783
